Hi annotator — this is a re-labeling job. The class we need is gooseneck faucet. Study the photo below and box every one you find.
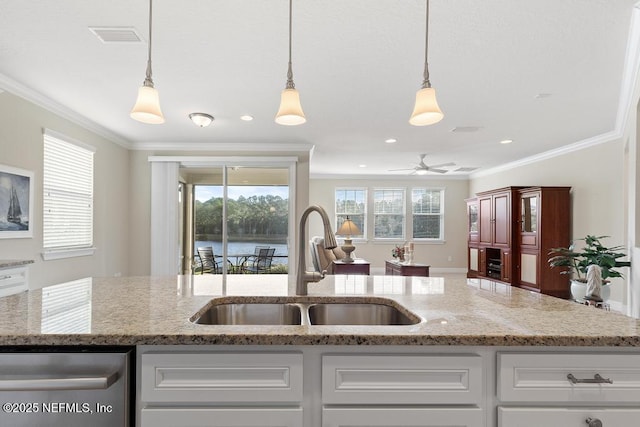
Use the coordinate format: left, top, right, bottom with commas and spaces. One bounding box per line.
296, 205, 338, 295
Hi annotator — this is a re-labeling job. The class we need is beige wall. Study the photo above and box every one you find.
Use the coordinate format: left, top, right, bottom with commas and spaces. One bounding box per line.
0, 92, 130, 287
308, 177, 470, 273
469, 139, 627, 304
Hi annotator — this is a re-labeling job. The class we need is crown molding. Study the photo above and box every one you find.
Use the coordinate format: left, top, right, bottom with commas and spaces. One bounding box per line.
310, 173, 469, 181
470, 130, 621, 178
132, 141, 314, 153
0, 72, 132, 149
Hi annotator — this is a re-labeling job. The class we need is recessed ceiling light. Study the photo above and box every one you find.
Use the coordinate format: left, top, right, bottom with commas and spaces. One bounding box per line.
500, 139, 513, 144
535, 93, 552, 99
359, 164, 367, 168
240, 115, 254, 121
188, 112, 214, 127
385, 138, 397, 144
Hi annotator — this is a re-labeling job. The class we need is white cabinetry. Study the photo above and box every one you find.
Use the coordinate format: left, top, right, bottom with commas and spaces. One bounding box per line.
321, 354, 484, 427
497, 352, 640, 426
140, 351, 303, 427
0, 265, 28, 297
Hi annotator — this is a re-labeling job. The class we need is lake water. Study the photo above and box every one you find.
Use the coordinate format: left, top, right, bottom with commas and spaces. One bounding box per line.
194, 241, 289, 266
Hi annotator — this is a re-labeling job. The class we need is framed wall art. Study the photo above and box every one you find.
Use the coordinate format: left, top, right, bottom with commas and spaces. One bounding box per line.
0, 164, 34, 238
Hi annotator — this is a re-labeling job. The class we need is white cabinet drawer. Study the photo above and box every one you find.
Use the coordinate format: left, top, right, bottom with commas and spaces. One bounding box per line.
323, 407, 484, 427
322, 354, 483, 405
498, 352, 640, 403
0, 266, 28, 297
141, 352, 303, 403
498, 407, 640, 426
141, 407, 302, 427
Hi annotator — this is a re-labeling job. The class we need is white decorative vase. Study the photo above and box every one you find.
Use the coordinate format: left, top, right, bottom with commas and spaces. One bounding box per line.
570, 280, 610, 302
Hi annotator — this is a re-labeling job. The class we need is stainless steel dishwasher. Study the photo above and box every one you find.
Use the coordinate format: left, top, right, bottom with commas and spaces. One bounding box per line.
0, 348, 132, 426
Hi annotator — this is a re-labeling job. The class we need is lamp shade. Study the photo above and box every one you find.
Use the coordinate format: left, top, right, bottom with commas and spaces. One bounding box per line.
275, 88, 306, 125
337, 218, 361, 237
131, 85, 165, 124
409, 87, 443, 126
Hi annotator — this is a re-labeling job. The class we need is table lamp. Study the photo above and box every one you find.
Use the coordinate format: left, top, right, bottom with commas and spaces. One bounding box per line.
336, 216, 361, 263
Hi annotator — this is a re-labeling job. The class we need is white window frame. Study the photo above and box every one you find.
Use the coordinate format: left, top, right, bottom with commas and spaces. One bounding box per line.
372, 188, 405, 241
411, 187, 445, 242
334, 187, 367, 239
42, 129, 96, 260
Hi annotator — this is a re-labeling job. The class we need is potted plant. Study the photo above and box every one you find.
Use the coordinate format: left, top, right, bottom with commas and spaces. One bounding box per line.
548, 235, 631, 301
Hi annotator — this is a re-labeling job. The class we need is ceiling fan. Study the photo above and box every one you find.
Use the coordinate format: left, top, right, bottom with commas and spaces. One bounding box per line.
389, 154, 455, 175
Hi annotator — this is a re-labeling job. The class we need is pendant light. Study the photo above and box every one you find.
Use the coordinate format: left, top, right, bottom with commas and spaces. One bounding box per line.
275, 0, 306, 126
409, 0, 443, 126
131, 0, 165, 124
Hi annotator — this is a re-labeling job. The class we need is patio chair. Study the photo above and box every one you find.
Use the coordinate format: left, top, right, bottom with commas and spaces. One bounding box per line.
244, 247, 276, 274
195, 247, 222, 274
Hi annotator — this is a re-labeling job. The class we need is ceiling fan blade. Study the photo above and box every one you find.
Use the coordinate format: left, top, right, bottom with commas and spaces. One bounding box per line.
429, 168, 449, 174
429, 162, 455, 169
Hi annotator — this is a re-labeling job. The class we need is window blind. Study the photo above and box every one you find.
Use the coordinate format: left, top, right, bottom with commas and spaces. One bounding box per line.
43, 132, 94, 250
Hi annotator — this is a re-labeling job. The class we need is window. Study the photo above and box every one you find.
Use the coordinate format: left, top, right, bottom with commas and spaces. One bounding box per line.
412, 188, 444, 240
335, 188, 366, 238
43, 130, 95, 259
373, 189, 405, 239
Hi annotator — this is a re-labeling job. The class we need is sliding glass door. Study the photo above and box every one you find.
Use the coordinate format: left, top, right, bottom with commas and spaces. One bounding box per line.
188, 166, 290, 275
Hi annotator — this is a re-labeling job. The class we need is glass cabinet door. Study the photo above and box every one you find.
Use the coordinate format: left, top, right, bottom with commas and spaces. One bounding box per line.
520, 195, 537, 233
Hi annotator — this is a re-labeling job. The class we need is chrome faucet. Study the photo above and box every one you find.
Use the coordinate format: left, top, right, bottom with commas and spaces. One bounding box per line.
296, 205, 338, 295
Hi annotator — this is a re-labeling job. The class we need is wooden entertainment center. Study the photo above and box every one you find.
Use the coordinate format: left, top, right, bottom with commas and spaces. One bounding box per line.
466, 186, 571, 298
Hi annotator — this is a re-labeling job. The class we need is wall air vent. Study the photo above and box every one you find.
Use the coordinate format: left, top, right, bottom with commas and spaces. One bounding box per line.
89, 27, 144, 43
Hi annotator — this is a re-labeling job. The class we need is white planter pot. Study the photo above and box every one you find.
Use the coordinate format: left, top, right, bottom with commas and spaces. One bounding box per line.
570, 280, 610, 302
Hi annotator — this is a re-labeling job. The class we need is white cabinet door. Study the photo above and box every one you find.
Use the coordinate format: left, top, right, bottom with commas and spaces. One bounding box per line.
498, 352, 640, 403
323, 407, 484, 427
141, 407, 302, 427
498, 407, 640, 426
322, 354, 483, 405
141, 352, 303, 403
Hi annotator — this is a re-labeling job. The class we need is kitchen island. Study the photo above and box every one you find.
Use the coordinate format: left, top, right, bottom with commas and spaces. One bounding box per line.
0, 274, 639, 426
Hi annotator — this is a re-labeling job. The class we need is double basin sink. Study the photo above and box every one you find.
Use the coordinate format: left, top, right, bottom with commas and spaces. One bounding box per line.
190, 296, 421, 326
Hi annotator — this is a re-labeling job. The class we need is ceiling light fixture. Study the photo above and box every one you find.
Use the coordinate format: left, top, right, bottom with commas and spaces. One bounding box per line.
385, 138, 397, 144
409, 0, 443, 126
275, 0, 306, 126
130, 0, 164, 124
500, 139, 513, 144
189, 113, 214, 127
240, 115, 254, 121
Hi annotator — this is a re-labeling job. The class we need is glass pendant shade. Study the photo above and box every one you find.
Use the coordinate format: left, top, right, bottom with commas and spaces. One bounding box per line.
275, 88, 306, 126
409, 87, 443, 126
131, 85, 165, 124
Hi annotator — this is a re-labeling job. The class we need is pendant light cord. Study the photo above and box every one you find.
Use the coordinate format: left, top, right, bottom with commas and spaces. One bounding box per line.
421, 0, 431, 89
285, 0, 295, 89
144, 0, 155, 87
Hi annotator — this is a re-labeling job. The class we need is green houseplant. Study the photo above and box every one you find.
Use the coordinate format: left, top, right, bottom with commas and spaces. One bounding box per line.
548, 235, 631, 300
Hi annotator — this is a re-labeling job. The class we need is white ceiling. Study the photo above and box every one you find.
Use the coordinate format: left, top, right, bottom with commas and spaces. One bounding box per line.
0, 0, 638, 177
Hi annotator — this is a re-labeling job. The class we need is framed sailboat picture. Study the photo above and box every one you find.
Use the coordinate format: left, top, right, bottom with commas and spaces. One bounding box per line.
0, 164, 34, 238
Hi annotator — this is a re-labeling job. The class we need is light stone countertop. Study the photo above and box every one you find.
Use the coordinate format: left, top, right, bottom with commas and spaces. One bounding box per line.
0, 274, 638, 347
0, 259, 34, 269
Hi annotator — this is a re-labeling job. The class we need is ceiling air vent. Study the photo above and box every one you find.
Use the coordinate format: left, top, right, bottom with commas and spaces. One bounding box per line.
455, 167, 479, 172
89, 27, 144, 44
450, 126, 482, 133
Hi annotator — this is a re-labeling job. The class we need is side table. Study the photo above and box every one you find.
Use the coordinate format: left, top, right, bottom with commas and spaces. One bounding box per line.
332, 259, 370, 275
385, 260, 430, 277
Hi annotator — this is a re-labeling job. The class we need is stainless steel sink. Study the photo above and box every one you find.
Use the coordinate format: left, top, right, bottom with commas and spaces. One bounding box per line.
307, 302, 419, 325
191, 303, 302, 325
190, 297, 421, 326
